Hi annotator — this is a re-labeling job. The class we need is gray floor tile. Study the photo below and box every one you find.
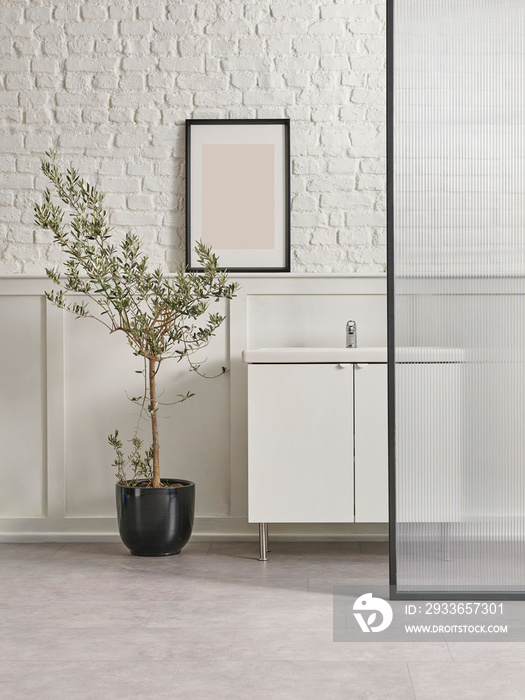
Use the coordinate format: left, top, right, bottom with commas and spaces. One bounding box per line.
0, 626, 237, 662
49, 542, 129, 559
8, 541, 524, 699
174, 659, 415, 700
0, 661, 181, 700
0, 600, 155, 629
307, 561, 389, 590
230, 627, 452, 662
408, 660, 525, 700
447, 641, 525, 662
147, 595, 334, 630
0, 542, 65, 560
0, 659, 415, 700
359, 541, 389, 555
209, 540, 362, 558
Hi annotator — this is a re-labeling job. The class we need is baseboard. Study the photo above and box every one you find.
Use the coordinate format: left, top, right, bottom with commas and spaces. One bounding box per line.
0, 516, 388, 542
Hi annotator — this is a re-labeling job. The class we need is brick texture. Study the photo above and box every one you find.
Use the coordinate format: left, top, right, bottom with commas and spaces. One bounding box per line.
0, 1, 386, 274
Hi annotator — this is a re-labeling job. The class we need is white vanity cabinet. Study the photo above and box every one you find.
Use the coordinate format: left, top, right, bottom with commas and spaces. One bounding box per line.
244, 349, 389, 532
248, 363, 355, 523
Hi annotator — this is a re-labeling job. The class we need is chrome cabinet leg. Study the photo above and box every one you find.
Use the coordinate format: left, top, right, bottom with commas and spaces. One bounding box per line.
259, 523, 269, 561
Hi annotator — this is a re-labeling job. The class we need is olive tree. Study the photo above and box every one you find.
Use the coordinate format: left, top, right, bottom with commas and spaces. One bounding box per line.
35, 152, 237, 488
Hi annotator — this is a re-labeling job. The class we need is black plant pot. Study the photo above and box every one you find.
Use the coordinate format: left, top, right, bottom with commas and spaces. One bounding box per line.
116, 479, 195, 556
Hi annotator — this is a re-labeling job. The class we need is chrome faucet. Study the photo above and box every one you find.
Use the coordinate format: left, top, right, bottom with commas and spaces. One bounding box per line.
346, 320, 357, 348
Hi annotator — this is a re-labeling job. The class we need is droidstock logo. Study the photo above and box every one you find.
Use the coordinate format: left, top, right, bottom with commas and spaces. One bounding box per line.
353, 593, 393, 633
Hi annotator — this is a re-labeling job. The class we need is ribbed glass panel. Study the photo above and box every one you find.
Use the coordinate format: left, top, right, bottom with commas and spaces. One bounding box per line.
393, 0, 525, 594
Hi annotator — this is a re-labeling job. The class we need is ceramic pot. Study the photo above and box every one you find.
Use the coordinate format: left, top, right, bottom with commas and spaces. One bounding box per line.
116, 479, 195, 556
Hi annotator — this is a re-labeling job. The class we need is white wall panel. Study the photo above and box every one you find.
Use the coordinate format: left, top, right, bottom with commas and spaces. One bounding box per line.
0, 296, 46, 518
153, 309, 231, 518
247, 294, 387, 350
64, 310, 145, 518
0, 275, 387, 541
64, 300, 230, 519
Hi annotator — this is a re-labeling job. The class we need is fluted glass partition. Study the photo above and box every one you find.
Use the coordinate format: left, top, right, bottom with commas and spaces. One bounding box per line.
390, 0, 525, 597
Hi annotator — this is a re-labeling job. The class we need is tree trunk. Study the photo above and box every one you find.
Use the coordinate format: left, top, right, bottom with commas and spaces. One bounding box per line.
149, 357, 161, 488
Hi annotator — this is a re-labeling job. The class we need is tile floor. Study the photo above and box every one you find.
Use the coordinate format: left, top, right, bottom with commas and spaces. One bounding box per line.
1, 540, 525, 699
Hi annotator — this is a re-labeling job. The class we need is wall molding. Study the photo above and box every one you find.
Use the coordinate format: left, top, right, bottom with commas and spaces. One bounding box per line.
0, 274, 388, 542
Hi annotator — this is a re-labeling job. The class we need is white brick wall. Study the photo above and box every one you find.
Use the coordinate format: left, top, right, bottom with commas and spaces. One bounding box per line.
0, 0, 386, 274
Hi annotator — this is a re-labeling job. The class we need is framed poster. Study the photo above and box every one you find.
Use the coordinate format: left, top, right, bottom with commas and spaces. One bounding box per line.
185, 119, 290, 272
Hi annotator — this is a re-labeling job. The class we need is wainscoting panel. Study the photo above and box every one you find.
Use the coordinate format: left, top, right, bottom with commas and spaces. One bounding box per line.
0, 274, 387, 541
0, 295, 46, 518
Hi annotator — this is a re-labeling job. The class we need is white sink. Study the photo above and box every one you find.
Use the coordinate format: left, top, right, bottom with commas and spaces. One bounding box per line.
242, 347, 387, 363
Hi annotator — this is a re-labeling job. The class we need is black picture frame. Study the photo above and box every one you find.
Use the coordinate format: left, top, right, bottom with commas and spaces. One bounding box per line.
185, 119, 291, 273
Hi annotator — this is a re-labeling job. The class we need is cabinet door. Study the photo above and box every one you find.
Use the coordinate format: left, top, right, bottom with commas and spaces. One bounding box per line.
354, 363, 389, 522
248, 363, 354, 523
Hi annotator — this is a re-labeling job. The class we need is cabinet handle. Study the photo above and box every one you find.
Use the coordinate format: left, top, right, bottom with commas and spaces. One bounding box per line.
355, 363, 368, 369
337, 363, 349, 369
